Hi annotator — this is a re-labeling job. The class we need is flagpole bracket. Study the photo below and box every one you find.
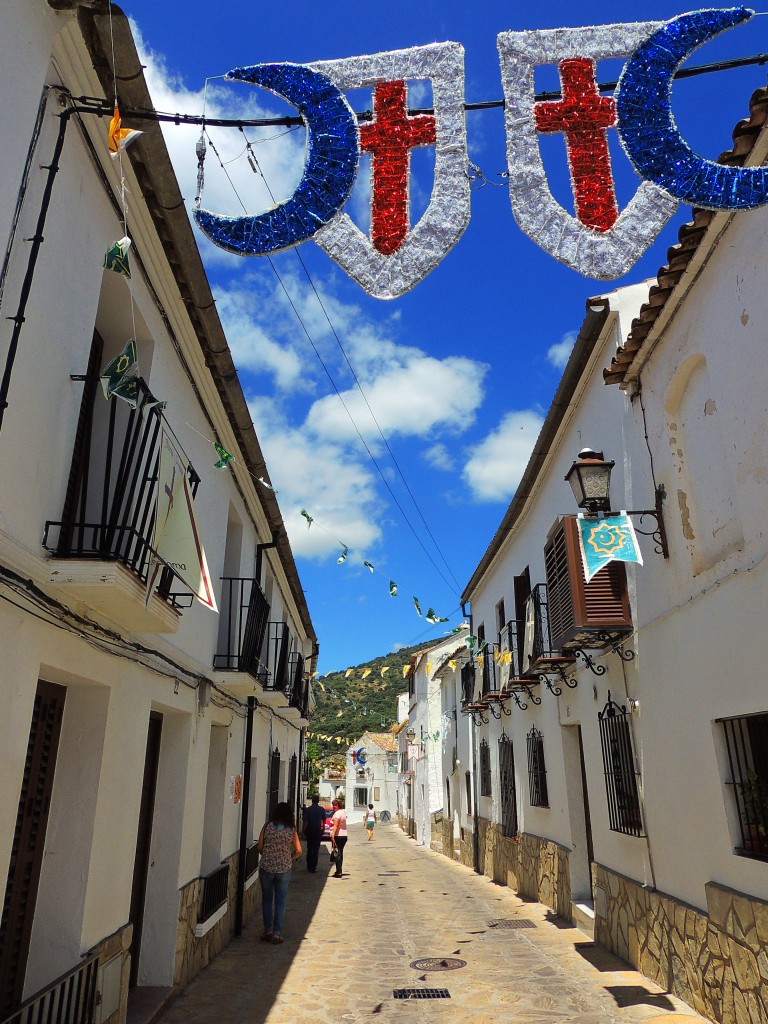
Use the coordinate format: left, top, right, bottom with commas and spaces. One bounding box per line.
624, 484, 669, 559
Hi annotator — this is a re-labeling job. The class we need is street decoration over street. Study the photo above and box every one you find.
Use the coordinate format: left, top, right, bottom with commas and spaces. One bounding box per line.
194, 8, 768, 295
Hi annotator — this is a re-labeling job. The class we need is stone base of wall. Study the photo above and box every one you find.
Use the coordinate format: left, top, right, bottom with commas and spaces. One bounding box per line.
174, 850, 261, 988
89, 923, 132, 1024
594, 865, 768, 1024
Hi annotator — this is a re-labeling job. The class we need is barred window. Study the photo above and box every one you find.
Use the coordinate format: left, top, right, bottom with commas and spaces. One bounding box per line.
479, 738, 492, 797
465, 771, 472, 816
526, 726, 549, 808
598, 694, 643, 836
498, 733, 518, 837
721, 711, 768, 859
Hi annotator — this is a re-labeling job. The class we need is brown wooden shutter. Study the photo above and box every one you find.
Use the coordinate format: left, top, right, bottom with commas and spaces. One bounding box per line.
0, 681, 66, 1015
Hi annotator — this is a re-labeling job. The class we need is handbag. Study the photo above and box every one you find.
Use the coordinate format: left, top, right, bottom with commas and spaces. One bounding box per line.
329, 848, 338, 863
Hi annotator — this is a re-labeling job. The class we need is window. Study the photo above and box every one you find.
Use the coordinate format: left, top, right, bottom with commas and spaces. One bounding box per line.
526, 727, 549, 808
446, 778, 451, 817
373, 786, 380, 801
479, 738, 492, 797
267, 748, 281, 819
498, 734, 518, 837
288, 753, 298, 810
721, 712, 768, 858
598, 695, 643, 836
465, 771, 472, 816
354, 786, 368, 807
496, 599, 506, 636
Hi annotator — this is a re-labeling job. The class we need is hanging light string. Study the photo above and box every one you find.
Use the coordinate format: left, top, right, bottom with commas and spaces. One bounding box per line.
199, 129, 462, 597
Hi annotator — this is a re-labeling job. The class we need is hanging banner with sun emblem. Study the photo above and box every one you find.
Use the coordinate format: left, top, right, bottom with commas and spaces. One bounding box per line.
577, 513, 643, 583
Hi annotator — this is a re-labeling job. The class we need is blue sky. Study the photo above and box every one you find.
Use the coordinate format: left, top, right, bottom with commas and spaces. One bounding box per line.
120, 1, 768, 671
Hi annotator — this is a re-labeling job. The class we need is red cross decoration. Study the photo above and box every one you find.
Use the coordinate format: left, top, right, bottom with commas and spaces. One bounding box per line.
360, 80, 437, 255
534, 57, 618, 233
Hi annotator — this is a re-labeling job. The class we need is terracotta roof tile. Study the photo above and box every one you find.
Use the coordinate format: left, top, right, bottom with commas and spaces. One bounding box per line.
364, 732, 398, 752
604, 86, 768, 387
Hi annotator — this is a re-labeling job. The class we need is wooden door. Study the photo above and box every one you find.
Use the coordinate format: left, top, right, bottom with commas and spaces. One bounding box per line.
0, 681, 66, 1015
128, 712, 162, 988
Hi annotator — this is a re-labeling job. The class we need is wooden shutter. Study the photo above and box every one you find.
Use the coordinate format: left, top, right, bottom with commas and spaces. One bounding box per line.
0, 681, 66, 1015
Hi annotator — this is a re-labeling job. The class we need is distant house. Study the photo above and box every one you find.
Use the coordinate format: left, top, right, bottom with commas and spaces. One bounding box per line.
345, 732, 399, 823
318, 769, 346, 807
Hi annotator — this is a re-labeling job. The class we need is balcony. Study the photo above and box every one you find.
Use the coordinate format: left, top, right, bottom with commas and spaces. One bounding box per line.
285, 652, 309, 721
44, 383, 198, 632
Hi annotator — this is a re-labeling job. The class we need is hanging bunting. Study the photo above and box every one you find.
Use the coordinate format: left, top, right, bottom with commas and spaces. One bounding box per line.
425, 608, 449, 624
337, 545, 348, 563
413, 597, 422, 617
258, 477, 278, 493
577, 512, 643, 583
109, 375, 139, 409
402, 665, 410, 678
103, 236, 132, 278
213, 442, 234, 469
108, 105, 143, 159
381, 666, 390, 676
449, 659, 457, 670
362, 668, 372, 679
363, 560, 375, 573
426, 662, 433, 675
100, 338, 137, 400
138, 387, 165, 417
345, 668, 353, 678
300, 508, 314, 529
389, 580, 398, 597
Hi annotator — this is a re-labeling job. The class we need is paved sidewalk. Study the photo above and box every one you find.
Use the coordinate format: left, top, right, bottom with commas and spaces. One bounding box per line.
159, 824, 708, 1024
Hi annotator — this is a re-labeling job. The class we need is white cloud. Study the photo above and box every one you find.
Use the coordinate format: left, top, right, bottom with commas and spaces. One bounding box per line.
423, 443, 454, 471
306, 354, 487, 443
547, 330, 577, 370
215, 286, 306, 391
463, 410, 544, 502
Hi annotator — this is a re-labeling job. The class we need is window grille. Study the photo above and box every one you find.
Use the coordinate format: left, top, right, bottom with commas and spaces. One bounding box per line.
721, 711, 768, 859
526, 726, 549, 808
498, 733, 518, 837
479, 739, 492, 797
598, 694, 643, 836
465, 771, 472, 816
354, 786, 368, 807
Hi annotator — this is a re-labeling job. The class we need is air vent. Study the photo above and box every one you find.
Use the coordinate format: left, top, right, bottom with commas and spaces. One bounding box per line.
488, 918, 537, 929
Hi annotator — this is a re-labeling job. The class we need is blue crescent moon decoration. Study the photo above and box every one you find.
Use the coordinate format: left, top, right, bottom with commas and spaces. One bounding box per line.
356, 746, 367, 766
194, 63, 360, 255
616, 7, 768, 210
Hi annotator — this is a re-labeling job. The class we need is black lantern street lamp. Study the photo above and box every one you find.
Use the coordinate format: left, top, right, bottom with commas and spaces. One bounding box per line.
564, 448, 615, 516
564, 447, 670, 559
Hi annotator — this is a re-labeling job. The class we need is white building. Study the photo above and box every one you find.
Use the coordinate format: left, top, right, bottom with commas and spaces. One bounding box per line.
452, 84, 768, 1024
345, 732, 399, 824
0, 4, 316, 1021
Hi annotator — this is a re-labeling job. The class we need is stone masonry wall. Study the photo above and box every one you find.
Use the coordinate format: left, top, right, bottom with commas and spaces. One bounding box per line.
89, 923, 132, 1024
174, 850, 261, 988
594, 864, 768, 1024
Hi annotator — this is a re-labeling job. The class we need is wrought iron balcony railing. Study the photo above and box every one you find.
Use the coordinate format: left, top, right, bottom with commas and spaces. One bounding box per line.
43, 383, 199, 607
214, 577, 270, 675
287, 652, 308, 714
199, 863, 230, 923
0, 952, 99, 1024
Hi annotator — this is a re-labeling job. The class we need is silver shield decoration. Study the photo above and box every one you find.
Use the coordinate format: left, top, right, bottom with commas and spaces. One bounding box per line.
497, 23, 679, 279
311, 43, 470, 300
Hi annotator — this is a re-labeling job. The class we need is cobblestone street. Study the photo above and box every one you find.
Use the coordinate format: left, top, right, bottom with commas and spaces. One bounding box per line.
158, 823, 708, 1024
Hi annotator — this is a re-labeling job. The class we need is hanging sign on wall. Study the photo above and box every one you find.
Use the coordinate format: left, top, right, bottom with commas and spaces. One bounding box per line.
195, 8, 768, 297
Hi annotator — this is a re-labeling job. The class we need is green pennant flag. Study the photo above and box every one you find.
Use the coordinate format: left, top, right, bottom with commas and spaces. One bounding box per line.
413, 596, 422, 617
363, 560, 374, 573
109, 374, 139, 409
337, 546, 348, 564
213, 442, 234, 470
100, 339, 137, 400
139, 387, 165, 417
426, 608, 449, 624
103, 236, 132, 278
301, 509, 314, 529
468, 634, 477, 649
389, 580, 397, 597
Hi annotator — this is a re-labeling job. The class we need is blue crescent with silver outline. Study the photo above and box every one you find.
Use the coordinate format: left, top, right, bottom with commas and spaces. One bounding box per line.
616, 7, 768, 210
194, 63, 360, 254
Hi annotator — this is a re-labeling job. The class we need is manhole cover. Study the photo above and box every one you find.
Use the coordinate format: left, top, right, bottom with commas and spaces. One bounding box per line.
393, 988, 451, 1000
409, 957, 466, 972
488, 918, 536, 929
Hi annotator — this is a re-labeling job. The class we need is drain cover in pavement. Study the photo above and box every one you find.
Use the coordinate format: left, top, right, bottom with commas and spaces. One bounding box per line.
393, 989, 451, 1000
409, 957, 466, 971
488, 918, 536, 929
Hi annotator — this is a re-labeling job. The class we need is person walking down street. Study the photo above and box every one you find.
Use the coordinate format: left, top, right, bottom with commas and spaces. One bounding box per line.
364, 803, 376, 842
257, 802, 302, 944
302, 794, 327, 873
329, 798, 347, 878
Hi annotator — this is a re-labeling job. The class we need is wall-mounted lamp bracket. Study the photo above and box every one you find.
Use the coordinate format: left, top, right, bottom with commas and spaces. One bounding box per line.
623, 483, 669, 559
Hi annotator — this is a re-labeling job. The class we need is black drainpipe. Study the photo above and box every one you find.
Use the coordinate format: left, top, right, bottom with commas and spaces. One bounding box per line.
255, 530, 279, 585
0, 102, 71, 432
234, 695, 256, 937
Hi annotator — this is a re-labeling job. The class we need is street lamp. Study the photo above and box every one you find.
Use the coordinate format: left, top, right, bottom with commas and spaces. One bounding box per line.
565, 447, 669, 558
405, 728, 416, 744
564, 448, 614, 516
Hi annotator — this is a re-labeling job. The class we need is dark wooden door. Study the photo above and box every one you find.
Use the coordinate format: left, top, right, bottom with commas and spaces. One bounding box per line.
128, 712, 162, 988
0, 681, 66, 1015
577, 725, 594, 896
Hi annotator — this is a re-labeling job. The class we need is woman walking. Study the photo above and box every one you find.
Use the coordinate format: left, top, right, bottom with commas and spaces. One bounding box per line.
364, 803, 376, 841
257, 801, 302, 943
329, 797, 348, 877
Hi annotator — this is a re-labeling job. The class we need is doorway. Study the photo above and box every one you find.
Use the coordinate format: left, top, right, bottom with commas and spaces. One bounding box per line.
561, 723, 594, 902
128, 712, 162, 987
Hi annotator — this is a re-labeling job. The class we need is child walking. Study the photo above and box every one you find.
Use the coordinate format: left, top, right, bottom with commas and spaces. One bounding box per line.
364, 803, 376, 841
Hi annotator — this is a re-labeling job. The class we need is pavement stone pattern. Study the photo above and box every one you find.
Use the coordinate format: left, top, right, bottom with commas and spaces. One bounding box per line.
158, 824, 711, 1024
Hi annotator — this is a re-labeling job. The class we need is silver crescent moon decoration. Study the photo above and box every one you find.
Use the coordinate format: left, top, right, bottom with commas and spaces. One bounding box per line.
194, 63, 360, 254
616, 7, 768, 210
